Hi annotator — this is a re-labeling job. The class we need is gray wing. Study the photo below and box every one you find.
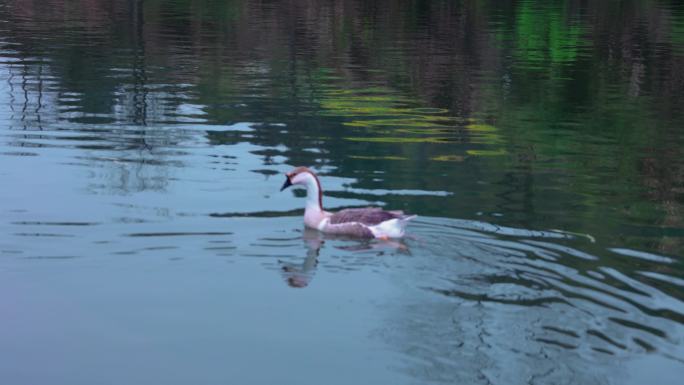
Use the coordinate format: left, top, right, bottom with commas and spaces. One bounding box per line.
329, 208, 404, 226
323, 222, 375, 238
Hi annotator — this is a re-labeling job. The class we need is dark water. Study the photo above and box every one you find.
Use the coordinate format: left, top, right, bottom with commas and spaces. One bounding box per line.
1, 1, 683, 383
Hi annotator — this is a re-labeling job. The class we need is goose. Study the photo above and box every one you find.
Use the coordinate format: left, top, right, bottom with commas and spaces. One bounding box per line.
280, 167, 416, 239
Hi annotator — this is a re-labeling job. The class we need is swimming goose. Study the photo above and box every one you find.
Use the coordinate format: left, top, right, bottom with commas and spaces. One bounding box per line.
280, 167, 416, 239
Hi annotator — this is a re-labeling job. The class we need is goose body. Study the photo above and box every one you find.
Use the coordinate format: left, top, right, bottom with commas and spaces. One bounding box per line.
280, 167, 415, 239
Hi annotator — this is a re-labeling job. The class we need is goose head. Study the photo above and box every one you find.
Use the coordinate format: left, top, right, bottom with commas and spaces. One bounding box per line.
280, 166, 324, 211
280, 167, 320, 191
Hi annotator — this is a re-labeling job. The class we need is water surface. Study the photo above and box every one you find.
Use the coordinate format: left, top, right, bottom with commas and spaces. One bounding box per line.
1, 1, 683, 384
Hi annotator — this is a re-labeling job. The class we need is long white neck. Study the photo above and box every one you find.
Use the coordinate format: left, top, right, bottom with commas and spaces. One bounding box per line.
300, 172, 323, 213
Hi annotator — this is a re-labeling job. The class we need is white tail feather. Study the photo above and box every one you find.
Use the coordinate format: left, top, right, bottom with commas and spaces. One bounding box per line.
369, 215, 417, 238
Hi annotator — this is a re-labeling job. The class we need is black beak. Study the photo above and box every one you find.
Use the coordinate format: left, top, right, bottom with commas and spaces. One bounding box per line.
280, 176, 292, 191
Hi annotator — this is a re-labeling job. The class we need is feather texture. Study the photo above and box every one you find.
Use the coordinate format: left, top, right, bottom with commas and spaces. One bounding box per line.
329, 207, 405, 226
320, 221, 375, 238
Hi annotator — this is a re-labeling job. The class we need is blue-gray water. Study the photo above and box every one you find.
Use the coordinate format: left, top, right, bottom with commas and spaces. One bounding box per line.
1, 1, 683, 384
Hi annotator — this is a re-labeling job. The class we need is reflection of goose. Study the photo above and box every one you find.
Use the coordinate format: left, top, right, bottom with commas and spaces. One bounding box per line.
280, 167, 416, 239
280, 228, 410, 288
281, 228, 323, 288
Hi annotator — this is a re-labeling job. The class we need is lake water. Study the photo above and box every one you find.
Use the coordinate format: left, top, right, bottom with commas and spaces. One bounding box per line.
1, 1, 683, 384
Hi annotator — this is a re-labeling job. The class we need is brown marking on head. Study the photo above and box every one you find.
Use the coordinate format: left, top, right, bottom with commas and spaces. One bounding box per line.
286, 166, 312, 178
286, 166, 323, 209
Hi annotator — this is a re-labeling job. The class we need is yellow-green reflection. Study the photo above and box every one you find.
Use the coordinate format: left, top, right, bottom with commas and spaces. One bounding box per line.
431, 155, 466, 162
316, 83, 506, 157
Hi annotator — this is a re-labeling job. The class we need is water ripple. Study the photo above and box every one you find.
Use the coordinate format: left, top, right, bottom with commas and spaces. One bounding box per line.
385, 216, 684, 378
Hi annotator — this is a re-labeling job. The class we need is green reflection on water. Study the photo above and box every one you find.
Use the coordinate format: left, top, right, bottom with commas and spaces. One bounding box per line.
514, 0, 588, 66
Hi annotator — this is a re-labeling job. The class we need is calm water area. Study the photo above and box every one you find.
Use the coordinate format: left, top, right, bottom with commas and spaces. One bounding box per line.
1, 1, 683, 384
